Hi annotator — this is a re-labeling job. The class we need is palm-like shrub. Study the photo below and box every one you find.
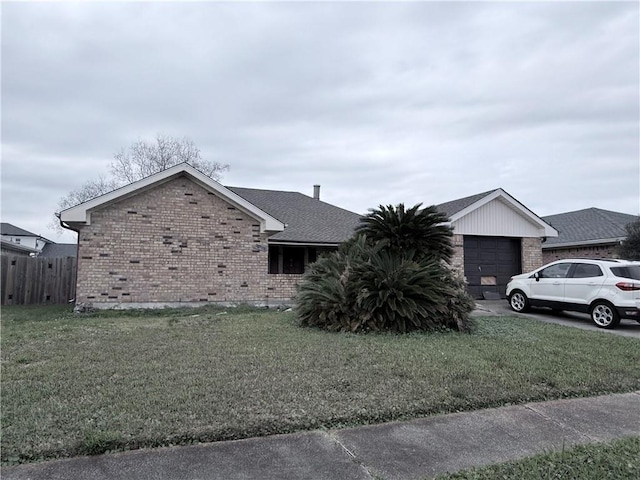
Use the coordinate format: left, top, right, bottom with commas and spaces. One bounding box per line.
438, 269, 476, 333
295, 204, 475, 333
351, 251, 454, 333
296, 236, 374, 331
357, 203, 453, 263
294, 251, 351, 331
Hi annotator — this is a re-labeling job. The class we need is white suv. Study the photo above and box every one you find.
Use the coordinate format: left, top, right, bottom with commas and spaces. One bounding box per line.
506, 259, 640, 329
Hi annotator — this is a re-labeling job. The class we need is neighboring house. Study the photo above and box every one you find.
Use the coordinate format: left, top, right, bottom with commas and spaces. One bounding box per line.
436, 189, 557, 299
0, 223, 54, 256
541, 208, 638, 262
60, 163, 362, 308
0, 238, 39, 256
39, 243, 78, 258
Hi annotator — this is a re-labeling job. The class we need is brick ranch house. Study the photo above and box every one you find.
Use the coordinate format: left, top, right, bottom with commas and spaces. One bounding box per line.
541, 208, 638, 263
60, 165, 555, 307
60, 163, 361, 308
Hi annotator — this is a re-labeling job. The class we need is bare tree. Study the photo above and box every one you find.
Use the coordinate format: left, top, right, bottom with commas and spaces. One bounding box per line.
51, 134, 229, 234
50, 175, 121, 233
111, 134, 228, 184
57, 175, 121, 211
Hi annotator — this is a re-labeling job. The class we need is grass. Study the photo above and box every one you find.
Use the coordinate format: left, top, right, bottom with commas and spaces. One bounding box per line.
1, 305, 639, 465
433, 436, 640, 480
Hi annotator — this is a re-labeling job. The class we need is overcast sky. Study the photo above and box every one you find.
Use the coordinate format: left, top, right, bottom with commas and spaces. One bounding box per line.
2, 1, 639, 244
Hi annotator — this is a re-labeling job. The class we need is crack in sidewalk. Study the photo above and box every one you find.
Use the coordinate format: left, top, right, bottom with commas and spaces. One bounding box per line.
523, 404, 600, 443
323, 431, 378, 480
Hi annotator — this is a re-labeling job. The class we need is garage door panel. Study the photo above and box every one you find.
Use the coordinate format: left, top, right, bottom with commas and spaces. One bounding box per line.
479, 238, 497, 249
464, 236, 522, 299
497, 264, 516, 275
476, 265, 498, 276
479, 251, 497, 262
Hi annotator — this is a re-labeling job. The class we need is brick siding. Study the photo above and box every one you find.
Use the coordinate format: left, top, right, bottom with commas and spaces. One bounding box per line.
542, 243, 620, 263
75, 176, 300, 307
521, 237, 543, 272
451, 234, 464, 277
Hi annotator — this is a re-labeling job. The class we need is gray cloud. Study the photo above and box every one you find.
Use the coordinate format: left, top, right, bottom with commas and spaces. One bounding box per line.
2, 1, 638, 243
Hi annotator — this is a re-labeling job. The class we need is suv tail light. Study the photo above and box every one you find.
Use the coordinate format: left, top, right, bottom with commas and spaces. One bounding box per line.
616, 282, 640, 291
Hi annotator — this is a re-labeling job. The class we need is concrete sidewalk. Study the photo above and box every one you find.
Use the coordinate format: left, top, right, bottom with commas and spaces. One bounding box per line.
4, 391, 639, 480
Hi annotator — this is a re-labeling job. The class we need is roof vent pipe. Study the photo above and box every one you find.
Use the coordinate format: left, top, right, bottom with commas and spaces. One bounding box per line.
313, 185, 320, 200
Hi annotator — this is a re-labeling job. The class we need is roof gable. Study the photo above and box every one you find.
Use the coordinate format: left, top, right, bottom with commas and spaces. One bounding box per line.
542, 208, 638, 248
437, 188, 557, 238
59, 163, 285, 233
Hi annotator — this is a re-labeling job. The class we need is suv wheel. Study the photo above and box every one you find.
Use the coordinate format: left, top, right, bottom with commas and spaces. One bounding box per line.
590, 302, 620, 329
509, 291, 529, 313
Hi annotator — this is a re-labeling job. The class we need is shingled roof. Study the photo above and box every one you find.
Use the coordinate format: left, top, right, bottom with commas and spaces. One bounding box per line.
541, 208, 638, 248
1, 223, 54, 243
227, 187, 362, 244
436, 190, 497, 218
1, 222, 39, 237
39, 243, 78, 258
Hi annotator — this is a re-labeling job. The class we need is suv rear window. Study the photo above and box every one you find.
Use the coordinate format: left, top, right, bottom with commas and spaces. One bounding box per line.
611, 266, 640, 280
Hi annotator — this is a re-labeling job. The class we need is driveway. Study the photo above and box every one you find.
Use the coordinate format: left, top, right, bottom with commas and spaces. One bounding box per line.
474, 300, 640, 339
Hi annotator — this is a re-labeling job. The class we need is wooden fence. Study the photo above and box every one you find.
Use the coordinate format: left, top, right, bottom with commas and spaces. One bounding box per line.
1, 256, 77, 305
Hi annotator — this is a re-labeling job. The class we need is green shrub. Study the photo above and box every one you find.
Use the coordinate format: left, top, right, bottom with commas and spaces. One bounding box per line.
351, 251, 450, 332
619, 218, 640, 260
438, 269, 477, 333
295, 250, 352, 331
295, 204, 476, 334
356, 203, 453, 263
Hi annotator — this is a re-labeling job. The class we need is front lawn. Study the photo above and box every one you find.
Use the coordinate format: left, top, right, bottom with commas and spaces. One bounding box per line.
2, 305, 639, 464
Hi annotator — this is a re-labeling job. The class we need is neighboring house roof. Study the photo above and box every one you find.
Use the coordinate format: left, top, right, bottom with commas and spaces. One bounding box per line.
1, 223, 38, 236
39, 243, 78, 258
228, 187, 362, 245
0, 238, 38, 255
0, 223, 54, 243
541, 208, 638, 249
59, 163, 285, 234
436, 188, 558, 238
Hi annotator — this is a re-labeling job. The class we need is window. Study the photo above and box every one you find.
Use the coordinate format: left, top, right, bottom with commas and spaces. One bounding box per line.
14, 238, 20, 244
572, 264, 603, 278
540, 263, 571, 279
268, 246, 317, 274
283, 247, 305, 274
611, 266, 640, 280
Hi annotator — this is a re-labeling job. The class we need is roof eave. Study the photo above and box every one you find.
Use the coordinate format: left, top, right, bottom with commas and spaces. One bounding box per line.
542, 237, 626, 250
267, 240, 342, 247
